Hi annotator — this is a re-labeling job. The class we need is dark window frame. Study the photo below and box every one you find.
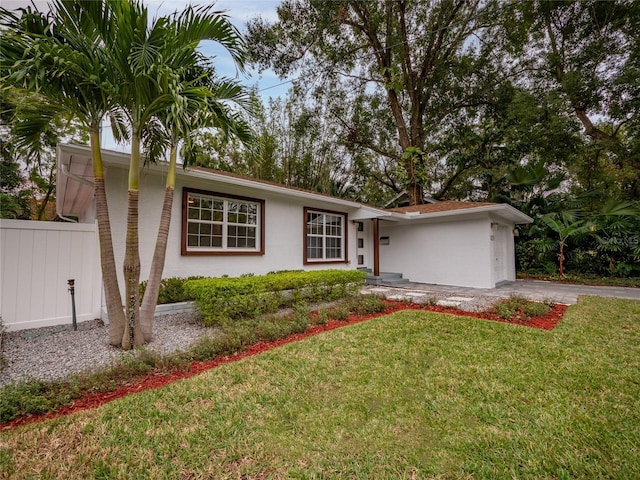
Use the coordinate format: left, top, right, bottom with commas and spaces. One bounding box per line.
303, 207, 348, 265
181, 187, 265, 256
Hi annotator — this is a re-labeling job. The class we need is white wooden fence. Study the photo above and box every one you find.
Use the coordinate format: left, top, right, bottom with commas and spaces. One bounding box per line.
0, 219, 102, 332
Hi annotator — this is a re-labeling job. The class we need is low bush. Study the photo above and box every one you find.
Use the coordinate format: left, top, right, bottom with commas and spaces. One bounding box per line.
313, 309, 329, 325
522, 301, 552, 318
347, 295, 388, 315
184, 270, 366, 326
326, 305, 351, 321
493, 295, 551, 321
139, 276, 204, 305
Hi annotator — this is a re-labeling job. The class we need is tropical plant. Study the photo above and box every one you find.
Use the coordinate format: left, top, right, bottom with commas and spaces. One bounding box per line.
1, 1, 253, 348
93, 1, 251, 347
137, 7, 253, 342
541, 210, 594, 277
0, 1, 128, 344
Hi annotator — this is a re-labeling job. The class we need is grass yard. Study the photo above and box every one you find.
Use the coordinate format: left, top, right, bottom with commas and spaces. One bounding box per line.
1, 296, 639, 479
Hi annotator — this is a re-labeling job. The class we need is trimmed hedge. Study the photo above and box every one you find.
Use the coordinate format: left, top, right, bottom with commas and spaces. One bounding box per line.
183, 269, 366, 325
139, 276, 203, 305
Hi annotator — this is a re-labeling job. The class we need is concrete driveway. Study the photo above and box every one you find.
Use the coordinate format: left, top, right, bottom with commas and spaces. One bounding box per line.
389, 279, 640, 305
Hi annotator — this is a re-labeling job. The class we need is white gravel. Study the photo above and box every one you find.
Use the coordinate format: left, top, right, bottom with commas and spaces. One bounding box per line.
0, 312, 217, 387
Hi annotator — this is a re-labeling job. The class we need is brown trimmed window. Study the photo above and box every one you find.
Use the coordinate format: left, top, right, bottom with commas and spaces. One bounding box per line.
182, 188, 264, 255
304, 208, 347, 264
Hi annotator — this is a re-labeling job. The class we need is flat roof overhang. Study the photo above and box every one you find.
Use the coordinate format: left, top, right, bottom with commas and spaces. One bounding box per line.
381, 204, 533, 225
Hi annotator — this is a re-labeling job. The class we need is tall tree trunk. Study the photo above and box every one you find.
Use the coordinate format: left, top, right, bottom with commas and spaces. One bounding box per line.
139, 144, 177, 341
407, 182, 424, 205
36, 184, 54, 220
36, 164, 55, 220
90, 129, 127, 345
122, 133, 144, 349
558, 240, 565, 278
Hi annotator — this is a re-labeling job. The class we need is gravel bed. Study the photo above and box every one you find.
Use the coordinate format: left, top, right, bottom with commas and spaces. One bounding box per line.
0, 312, 216, 387
0, 292, 502, 388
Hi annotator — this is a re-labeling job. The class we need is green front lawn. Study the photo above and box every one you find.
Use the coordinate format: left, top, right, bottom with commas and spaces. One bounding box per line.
2, 296, 639, 479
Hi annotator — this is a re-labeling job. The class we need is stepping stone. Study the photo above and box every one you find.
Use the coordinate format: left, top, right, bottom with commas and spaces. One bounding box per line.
403, 292, 427, 297
387, 294, 416, 301
446, 296, 474, 302
368, 288, 391, 293
437, 299, 462, 307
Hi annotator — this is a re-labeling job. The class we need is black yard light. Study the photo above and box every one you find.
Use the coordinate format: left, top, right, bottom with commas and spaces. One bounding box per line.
68, 279, 77, 331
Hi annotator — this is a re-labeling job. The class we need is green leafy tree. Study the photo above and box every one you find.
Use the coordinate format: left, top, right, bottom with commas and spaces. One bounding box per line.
0, 141, 31, 219
140, 74, 253, 341
248, 0, 506, 205
508, 0, 640, 194
0, 1, 129, 344
98, 0, 248, 347
1, 88, 89, 221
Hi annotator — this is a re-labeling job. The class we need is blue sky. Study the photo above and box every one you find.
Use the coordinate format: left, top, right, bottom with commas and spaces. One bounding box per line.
144, 0, 290, 99
4, 0, 290, 151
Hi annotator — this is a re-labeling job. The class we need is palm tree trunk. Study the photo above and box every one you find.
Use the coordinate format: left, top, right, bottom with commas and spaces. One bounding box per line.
122, 133, 144, 349
90, 129, 127, 345
558, 240, 565, 278
139, 144, 177, 341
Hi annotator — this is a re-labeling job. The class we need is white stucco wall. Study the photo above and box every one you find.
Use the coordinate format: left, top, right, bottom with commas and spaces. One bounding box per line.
103, 164, 359, 295
379, 216, 496, 288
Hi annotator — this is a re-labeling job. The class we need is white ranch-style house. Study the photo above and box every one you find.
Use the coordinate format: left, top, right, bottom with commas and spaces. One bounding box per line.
0, 144, 532, 331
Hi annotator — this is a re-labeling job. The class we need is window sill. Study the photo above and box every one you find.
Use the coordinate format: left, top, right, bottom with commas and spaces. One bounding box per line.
303, 259, 348, 265
182, 250, 265, 256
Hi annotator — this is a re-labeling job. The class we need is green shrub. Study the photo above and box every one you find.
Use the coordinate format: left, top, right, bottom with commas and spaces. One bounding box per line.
347, 295, 388, 315
139, 276, 204, 305
184, 270, 366, 326
493, 295, 551, 320
493, 298, 521, 320
180, 334, 239, 362
0, 379, 76, 423
313, 308, 329, 325
327, 305, 351, 321
522, 301, 551, 318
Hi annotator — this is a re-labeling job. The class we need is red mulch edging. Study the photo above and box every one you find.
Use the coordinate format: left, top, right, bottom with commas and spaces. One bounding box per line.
1, 301, 567, 430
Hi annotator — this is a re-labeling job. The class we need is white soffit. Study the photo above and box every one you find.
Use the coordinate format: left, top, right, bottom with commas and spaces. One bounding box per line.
56, 145, 95, 219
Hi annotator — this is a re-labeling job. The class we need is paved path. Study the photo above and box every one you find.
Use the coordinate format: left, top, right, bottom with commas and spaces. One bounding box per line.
379, 279, 640, 305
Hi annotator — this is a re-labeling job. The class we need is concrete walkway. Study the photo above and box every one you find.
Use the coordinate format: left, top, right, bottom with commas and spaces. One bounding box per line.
382, 279, 640, 305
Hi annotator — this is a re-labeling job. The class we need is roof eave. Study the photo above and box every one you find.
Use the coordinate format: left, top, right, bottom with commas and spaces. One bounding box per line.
56, 144, 392, 218
386, 204, 532, 224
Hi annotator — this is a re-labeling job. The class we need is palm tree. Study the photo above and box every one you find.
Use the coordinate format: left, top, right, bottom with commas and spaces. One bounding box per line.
0, 1, 129, 345
103, 2, 252, 347
139, 75, 254, 342
2, 1, 254, 348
